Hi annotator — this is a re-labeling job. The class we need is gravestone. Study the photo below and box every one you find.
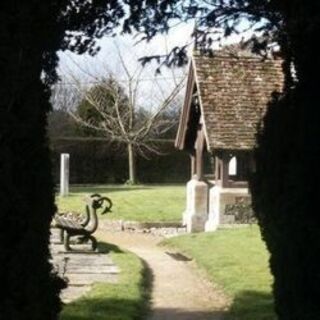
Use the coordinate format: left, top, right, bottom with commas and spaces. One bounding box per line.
60, 153, 69, 197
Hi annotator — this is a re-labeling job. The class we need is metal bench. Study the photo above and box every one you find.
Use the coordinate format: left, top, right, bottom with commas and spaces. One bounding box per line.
54, 193, 112, 251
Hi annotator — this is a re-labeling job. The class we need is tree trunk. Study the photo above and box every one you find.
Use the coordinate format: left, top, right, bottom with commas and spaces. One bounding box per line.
127, 143, 137, 184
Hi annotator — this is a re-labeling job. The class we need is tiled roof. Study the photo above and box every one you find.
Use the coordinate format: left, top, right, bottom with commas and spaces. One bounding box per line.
193, 52, 284, 150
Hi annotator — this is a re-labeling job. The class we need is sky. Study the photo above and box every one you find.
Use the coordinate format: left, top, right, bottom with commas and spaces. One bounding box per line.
57, 23, 194, 81
56, 23, 196, 111
56, 20, 254, 111
57, 19, 254, 81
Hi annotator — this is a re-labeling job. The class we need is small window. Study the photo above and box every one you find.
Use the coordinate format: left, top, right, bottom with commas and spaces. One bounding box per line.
229, 156, 237, 175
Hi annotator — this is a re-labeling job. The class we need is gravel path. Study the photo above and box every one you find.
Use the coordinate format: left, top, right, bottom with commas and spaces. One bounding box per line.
97, 230, 229, 320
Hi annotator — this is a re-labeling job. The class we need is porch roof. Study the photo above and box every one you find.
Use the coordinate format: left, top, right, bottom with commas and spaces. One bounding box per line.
175, 51, 284, 152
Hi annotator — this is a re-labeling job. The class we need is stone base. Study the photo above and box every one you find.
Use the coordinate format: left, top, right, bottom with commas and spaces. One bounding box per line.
182, 179, 209, 233
205, 186, 250, 231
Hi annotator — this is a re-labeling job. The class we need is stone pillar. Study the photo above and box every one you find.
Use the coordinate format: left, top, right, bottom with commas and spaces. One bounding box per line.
60, 153, 69, 197
183, 177, 209, 232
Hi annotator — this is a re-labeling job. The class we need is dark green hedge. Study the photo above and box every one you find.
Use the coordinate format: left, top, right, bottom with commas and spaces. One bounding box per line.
50, 139, 190, 184
0, 3, 65, 319
250, 4, 320, 319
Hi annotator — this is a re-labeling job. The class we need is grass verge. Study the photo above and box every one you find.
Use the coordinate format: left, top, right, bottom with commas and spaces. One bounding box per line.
162, 225, 276, 320
56, 184, 185, 222
60, 241, 151, 320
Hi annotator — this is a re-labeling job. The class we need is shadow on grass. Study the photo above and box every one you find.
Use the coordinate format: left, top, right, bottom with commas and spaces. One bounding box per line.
227, 290, 276, 320
150, 308, 225, 319
148, 290, 274, 320
145, 290, 274, 320
61, 298, 148, 320
97, 242, 124, 254
62, 241, 153, 320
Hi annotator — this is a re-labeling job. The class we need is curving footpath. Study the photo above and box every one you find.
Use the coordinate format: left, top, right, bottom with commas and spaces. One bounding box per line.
97, 230, 229, 320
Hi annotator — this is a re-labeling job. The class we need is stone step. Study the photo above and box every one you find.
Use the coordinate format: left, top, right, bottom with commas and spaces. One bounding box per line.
50, 229, 120, 303
65, 266, 120, 274
61, 285, 92, 303
66, 273, 118, 286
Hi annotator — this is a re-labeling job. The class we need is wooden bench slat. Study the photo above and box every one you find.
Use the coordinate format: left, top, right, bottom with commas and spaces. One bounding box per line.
55, 217, 83, 231
53, 194, 111, 251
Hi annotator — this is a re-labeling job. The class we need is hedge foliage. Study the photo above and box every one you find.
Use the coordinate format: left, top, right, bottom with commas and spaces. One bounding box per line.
51, 139, 190, 184
0, 3, 66, 319
251, 3, 320, 318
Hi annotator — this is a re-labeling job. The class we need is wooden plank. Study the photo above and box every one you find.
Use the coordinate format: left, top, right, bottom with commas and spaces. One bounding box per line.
190, 154, 196, 178
195, 126, 206, 181
221, 153, 230, 188
214, 156, 220, 184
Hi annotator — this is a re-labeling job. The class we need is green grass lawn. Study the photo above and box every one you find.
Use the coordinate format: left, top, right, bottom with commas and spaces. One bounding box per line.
56, 184, 185, 222
162, 226, 276, 320
60, 242, 150, 320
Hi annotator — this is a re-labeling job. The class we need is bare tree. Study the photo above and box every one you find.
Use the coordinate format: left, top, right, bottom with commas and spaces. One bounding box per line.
48, 83, 81, 138
65, 45, 186, 184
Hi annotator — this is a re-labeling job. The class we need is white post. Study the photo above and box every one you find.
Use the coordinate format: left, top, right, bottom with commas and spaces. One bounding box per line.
60, 153, 70, 197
